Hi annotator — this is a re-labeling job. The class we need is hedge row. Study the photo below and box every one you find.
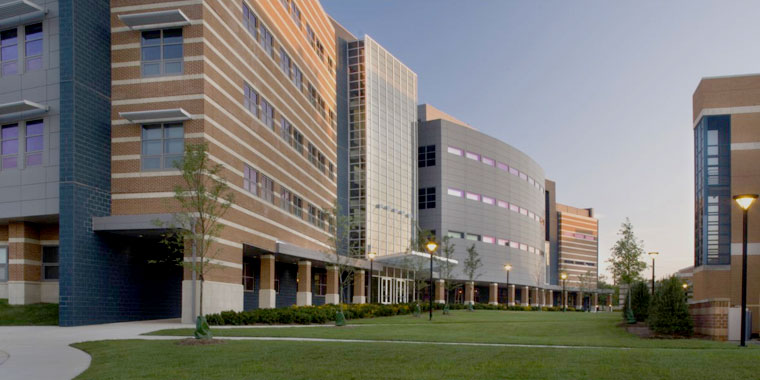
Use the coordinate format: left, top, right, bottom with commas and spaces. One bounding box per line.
204, 302, 584, 326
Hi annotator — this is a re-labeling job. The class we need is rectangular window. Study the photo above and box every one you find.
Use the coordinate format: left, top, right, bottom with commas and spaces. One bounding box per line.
292, 195, 303, 217
465, 233, 480, 241
1, 123, 19, 169
141, 123, 183, 170
242, 261, 254, 291
25, 119, 43, 166
497, 162, 508, 171
24, 23, 42, 71
519, 243, 527, 251
280, 117, 292, 143
244, 83, 259, 117
418, 187, 436, 210
329, 162, 334, 180
1, 28, 18, 76
42, 246, 59, 280
313, 273, 326, 296
308, 142, 318, 166
280, 47, 291, 78
292, 128, 304, 154
0, 247, 7, 282
509, 167, 519, 176
520, 207, 528, 216
482, 196, 494, 205
291, 2, 301, 27
482, 236, 495, 244
261, 175, 274, 204
447, 188, 463, 197
465, 151, 480, 161
141, 28, 183, 77
509, 204, 519, 212
260, 98, 275, 131
306, 24, 315, 47
317, 152, 326, 173
466, 192, 480, 201
280, 187, 291, 212
447, 146, 463, 156
497, 239, 508, 246
497, 200, 509, 209
418, 145, 435, 167
308, 204, 317, 225
519, 172, 528, 181
446, 231, 464, 239
259, 23, 274, 57
293, 65, 303, 90
482, 156, 494, 166
243, 4, 258, 38
243, 165, 258, 195
509, 241, 519, 249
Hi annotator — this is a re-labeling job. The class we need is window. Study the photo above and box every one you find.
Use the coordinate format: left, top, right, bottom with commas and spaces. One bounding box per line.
0, 247, 6, 282
447, 146, 463, 156
25, 119, 43, 166
306, 24, 315, 47
1, 28, 18, 76
1, 123, 19, 169
291, 2, 301, 27
141, 123, 183, 170
292, 194, 303, 217
308, 142, 318, 166
141, 28, 183, 77
482, 156, 494, 166
280, 47, 291, 78
261, 175, 274, 204
447, 188, 463, 197
24, 23, 42, 71
509, 204, 519, 212
308, 204, 317, 225
244, 83, 259, 117
497, 162, 508, 171
259, 23, 273, 57
466, 192, 480, 201
465, 151, 480, 161
42, 246, 59, 280
482, 196, 494, 205
260, 98, 275, 131
242, 261, 254, 291
280, 117, 292, 143
313, 273, 326, 295
293, 65, 302, 90
418, 145, 435, 167
418, 187, 436, 210
447, 231, 464, 239
242, 4, 258, 38
292, 127, 304, 154
317, 152, 326, 173
497, 239, 508, 246
509, 241, 519, 249
280, 187, 291, 212
509, 167, 519, 176
483, 236, 495, 244
317, 209, 326, 229
329, 162, 334, 180
465, 233, 480, 241
497, 200, 509, 209
243, 165, 258, 195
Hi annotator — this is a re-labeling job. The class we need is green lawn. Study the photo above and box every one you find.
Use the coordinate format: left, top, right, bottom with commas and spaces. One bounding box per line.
73, 310, 760, 380
0, 299, 58, 325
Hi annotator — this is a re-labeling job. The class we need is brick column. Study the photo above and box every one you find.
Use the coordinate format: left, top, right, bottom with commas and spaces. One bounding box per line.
576, 291, 584, 309
531, 287, 540, 307
548, 290, 554, 307
326, 265, 340, 304
352, 270, 366, 304
258, 254, 276, 308
593, 293, 598, 310
8, 222, 41, 305
508, 284, 515, 306
297, 260, 312, 306
522, 285, 530, 305
489, 283, 498, 305
464, 281, 475, 305
435, 279, 445, 304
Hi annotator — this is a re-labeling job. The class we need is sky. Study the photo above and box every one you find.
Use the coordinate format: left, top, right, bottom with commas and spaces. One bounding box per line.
322, 0, 760, 279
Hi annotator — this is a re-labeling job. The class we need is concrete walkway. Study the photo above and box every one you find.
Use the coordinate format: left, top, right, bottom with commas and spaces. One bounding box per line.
0, 319, 191, 380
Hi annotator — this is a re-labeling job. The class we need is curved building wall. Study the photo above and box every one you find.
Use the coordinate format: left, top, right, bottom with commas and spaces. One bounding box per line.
418, 119, 547, 287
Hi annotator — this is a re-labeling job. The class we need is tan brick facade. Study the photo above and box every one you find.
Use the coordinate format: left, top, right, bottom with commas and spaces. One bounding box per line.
689, 299, 729, 340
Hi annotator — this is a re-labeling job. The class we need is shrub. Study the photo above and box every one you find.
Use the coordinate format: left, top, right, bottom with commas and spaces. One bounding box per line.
648, 276, 693, 337
624, 281, 651, 322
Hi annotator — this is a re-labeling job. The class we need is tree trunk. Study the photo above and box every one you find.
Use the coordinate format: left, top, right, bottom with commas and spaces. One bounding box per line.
199, 273, 204, 317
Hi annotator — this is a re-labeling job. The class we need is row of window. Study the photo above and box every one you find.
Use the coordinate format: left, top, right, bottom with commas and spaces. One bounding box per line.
447, 146, 545, 194
278, 0, 333, 72
244, 82, 334, 180
1, 120, 44, 170
242, 164, 330, 232
561, 231, 597, 242
1, 23, 43, 77
562, 259, 596, 267
446, 187, 544, 224
445, 230, 544, 256
242, 260, 328, 295
242, 2, 335, 129
0, 246, 58, 283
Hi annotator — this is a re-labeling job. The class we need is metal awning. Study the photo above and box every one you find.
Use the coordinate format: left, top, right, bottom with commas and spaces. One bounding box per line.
118, 9, 190, 30
0, 0, 45, 26
119, 108, 192, 123
0, 100, 49, 115
92, 213, 175, 237
374, 250, 459, 268
276, 241, 380, 271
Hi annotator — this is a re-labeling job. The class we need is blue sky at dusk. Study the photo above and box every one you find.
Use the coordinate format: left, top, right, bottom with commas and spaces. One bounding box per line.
323, 0, 760, 278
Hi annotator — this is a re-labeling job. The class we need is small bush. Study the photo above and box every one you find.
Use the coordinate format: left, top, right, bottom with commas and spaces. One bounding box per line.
648, 276, 693, 337
624, 281, 651, 322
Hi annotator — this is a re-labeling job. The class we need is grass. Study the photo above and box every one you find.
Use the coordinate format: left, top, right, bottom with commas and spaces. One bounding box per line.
0, 299, 58, 325
73, 310, 760, 380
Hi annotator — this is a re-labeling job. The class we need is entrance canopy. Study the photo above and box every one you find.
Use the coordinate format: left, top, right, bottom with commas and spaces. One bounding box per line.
374, 250, 458, 269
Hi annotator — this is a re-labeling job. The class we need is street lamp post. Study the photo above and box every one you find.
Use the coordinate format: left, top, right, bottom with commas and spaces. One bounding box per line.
734, 194, 758, 347
368, 251, 376, 304
504, 264, 512, 305
560, 272, 567, 312
425, 239, 439, 321
648, 251, 659, 296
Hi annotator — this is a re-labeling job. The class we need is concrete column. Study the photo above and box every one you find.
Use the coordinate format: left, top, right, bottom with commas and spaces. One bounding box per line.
593, 292, 598, 310
352, 270, 366, 304
435, 279, 445, 304
8, 222, 41, 305
522, 285, 530, 305
576, 291, 584, 309
326, 265, 340, 304
258, 254, 276, 309
531, 287, 539, 307
508, 284, 515, 306
464, 281, 475, 305
297, 260, 312, 306
548, 290, 554, 307
489, 283, 498, 305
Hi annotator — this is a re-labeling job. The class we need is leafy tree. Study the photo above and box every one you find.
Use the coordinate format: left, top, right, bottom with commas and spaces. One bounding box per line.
155, 143, 234, 339
438, 235, 459, 306
324, 203, 363, 324
402, 228, 434, 302
648, 276, 694, 337
463, 244, 482, 283
623, 281, 651, 322
608, 218, 647, 286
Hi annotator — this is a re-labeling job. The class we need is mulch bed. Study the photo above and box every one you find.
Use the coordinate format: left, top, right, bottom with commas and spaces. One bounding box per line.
175, 338, 227, 346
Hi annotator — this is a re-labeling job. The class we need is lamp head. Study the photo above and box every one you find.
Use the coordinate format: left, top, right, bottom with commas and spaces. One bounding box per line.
648, 251, 659, 259
734, 194, 759, 211
425, 240, 438, 254
504, 264, 512, 271
368, 252, 376, 261
682, 283, 688, 290
560, 272, 567, 280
